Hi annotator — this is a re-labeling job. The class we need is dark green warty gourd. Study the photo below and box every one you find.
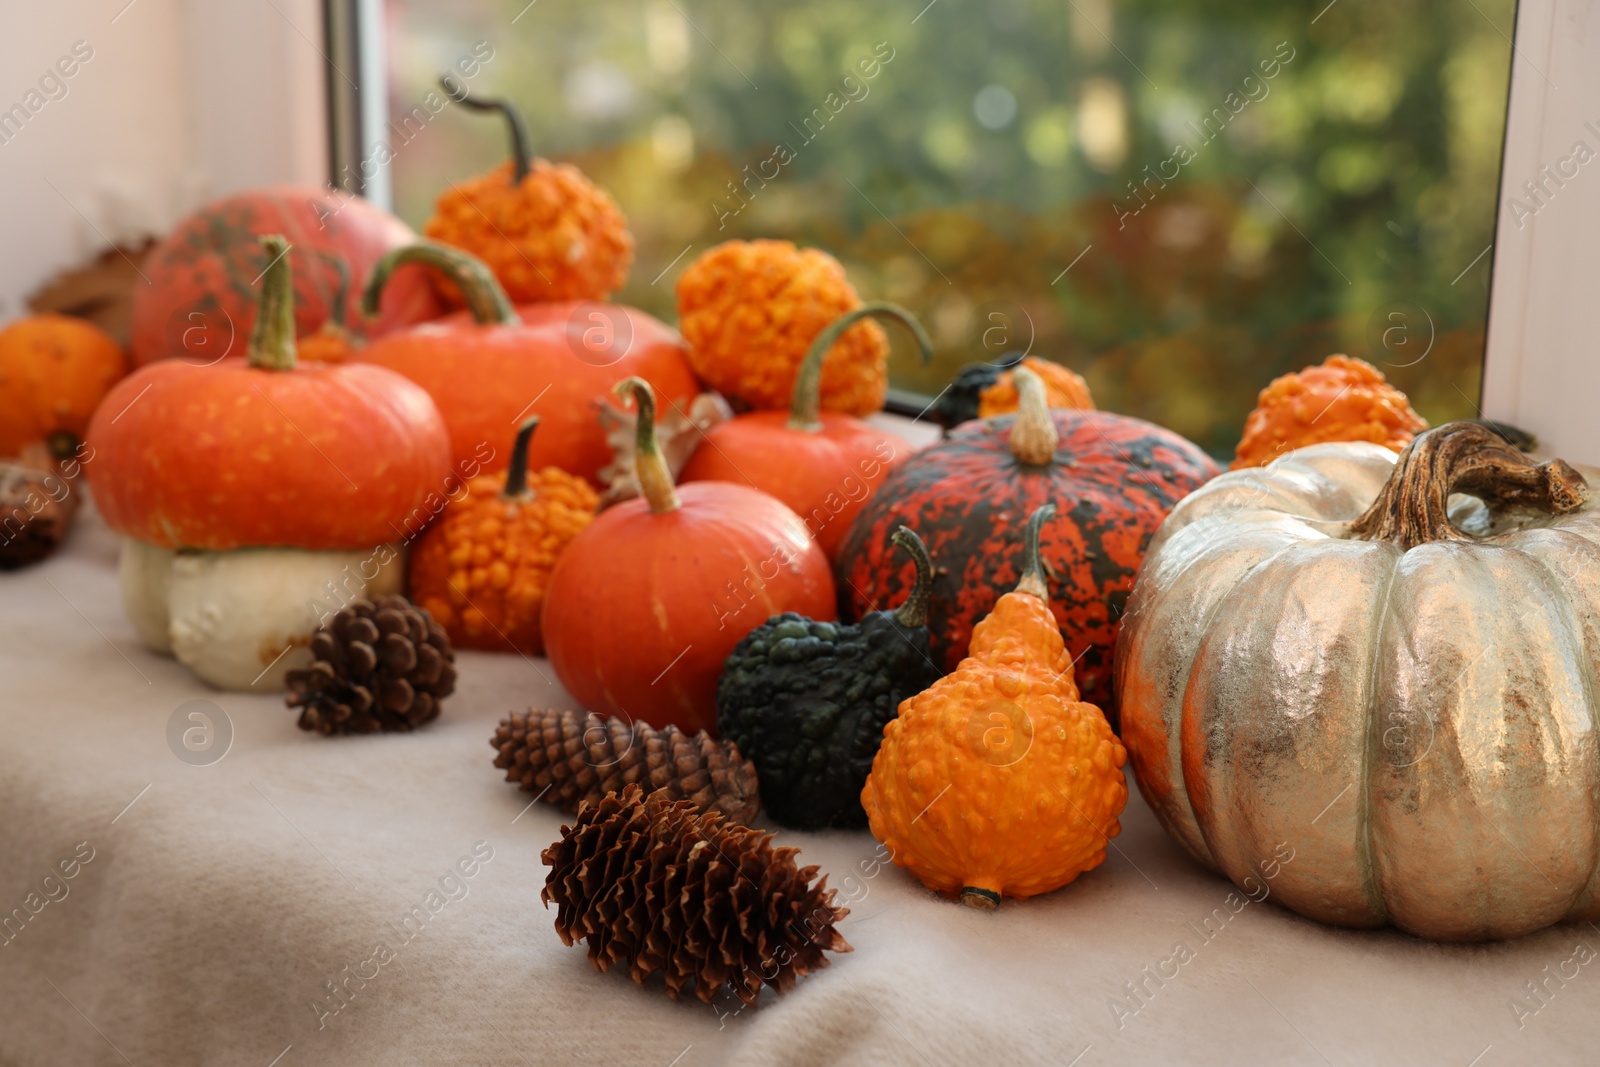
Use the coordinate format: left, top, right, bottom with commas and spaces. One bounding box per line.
716, 527, 941, 829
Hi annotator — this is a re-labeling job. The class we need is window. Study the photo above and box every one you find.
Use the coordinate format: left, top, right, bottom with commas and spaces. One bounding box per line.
372, 0, 1516, 455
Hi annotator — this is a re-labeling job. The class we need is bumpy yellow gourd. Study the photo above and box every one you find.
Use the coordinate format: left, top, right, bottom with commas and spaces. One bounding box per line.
861, 503, 1128, 908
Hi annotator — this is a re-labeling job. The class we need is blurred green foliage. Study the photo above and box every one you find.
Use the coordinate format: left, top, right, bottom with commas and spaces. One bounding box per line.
385, 0, 1512, 455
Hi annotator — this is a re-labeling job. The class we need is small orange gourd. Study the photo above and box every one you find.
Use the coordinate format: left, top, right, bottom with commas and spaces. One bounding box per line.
409, 418, 598, 655
1232, 354, 1426, 469
0, 314, 127, 456
975, 357, 1094, 418
861, 503, 1129, 909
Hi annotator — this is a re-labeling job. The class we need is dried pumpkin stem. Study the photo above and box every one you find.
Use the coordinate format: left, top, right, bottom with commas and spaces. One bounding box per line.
960, 887, 1001, 910
889, 526, 933, 628
788, 302, 933, 432
1008, 366, 1059, 466
248, 235, 297, 371
616, 377, 681, 514
503, 417, 540, 500
1015, 502, 1056, 602
1349, 421, 1588, 550
361, 240, 520, 327
440, 76, 531, 184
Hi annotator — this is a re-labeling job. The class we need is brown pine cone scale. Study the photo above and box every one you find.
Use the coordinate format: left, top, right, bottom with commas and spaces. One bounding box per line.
287, 597, 456, 734
541, 785, 850, 1005
492, 707, 760, 824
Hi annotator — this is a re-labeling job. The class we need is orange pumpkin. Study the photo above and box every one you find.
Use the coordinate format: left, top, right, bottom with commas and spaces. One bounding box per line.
0, 314, 126, 456
409, 418, 598, 655
87, 236, 453, 551
678, 304, 930, 559
128, 186, 442, 368
542, 379, 836, 736
862, 504, 1129, 908
424, 85, 633, 303
675, 240, 891, 416
359, 242, 700, 487
1232, 354, 1426, 469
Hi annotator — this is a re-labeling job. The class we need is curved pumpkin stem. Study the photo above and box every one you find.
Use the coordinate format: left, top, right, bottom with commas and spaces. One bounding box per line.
361, 240, 520, 327
1008, 365, 1059, 467
788, 302, 933, 432
1349, 421, 1587, 550
1015, 502, 1056, 602
615, 377, 681, 514
889, 526, 933, 628
248, 235, 298, 371
503, 417, 540, 500
441, 75, 530, 184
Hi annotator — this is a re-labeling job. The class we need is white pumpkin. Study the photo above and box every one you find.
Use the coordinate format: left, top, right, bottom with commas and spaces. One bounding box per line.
119, 539, 403, 690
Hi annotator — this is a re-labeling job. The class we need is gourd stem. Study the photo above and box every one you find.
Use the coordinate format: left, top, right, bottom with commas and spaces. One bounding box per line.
1349, 421, 1588, 550
441, 76, 530, 184
1008, 366, 1058, 466
616, 377, 681, 514
889, 526, 933, 628
788, 302, 933, 432
960, 887, 1001, 910
503, 418, 539, 499
361, 241, 520, 327
1015, 502, 1056, 601
322, 253, 351, 331
248, 235, 298, 371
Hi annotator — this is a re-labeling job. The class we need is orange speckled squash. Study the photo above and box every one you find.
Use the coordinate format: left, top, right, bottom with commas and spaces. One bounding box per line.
675, 240, 890, 416
87, 237, 452, 551
409, 418, 597, 655
0, 314, 126, 456
542, 379, 836, 736
359, 242, 699, 487
423, 85, 632, 303
1232, 354, 1426, 469
129, 186, 442, 368
862, 504, 1129, 909
678, 304, 930, 559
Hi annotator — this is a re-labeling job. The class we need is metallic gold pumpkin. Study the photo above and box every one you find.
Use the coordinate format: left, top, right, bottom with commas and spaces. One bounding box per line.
1115, 422, 1596, 941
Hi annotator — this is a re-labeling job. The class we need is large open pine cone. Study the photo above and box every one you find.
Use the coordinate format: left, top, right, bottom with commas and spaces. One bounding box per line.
542, 785, 850, 1004
492, 707, 760, 824
286, 597, 457, 734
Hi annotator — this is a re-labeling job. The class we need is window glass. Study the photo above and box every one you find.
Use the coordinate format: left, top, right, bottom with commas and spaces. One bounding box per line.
383, 0, 1514, 454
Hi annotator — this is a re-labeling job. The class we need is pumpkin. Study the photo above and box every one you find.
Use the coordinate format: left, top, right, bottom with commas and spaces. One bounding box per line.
121, 538, 404, 690
718, 526, 942, 830
409, 417, 598, 655
92, 237, 448, 690
359, 242, 700, 487
675, 240, 890, 416
930, 353, 1095, 433
863, 504, 1129, 908
424, 82, 632, 303
542, 378, 836, 736
1115, 423, 1600, 942
0, 314, 126, 456
1231, 354, 1426, 469
128, 186, 443, 367
678, 303, 931, 558
837, 366, 1218, 716
89, 237, 453, 551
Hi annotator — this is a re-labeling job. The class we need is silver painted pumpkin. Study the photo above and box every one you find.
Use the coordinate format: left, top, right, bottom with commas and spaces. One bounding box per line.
1115, 422, 1596, 941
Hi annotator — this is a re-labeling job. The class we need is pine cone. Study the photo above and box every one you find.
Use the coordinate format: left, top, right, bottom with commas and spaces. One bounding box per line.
286, 597, 457, 734
541, 785, 850, 1004
0, 438, 82, 570
491, 708, 760, 825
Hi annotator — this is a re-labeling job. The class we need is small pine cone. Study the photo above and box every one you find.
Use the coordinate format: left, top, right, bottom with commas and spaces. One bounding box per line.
286, 596, 457, 735
491, 708, 760, 825
541, 785, 850, 1005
